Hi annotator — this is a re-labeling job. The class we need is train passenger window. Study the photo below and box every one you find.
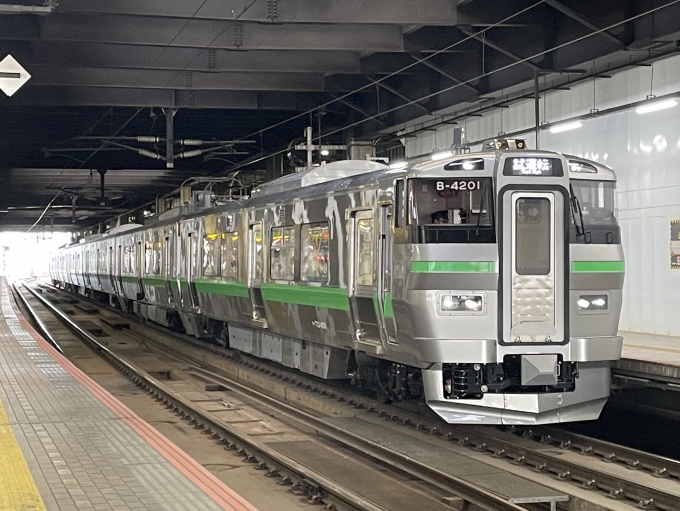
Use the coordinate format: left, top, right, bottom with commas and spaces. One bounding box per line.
153, 241, 162, 275
144, 242, 154, 274
408, 178, 492, 226
123, 246, 133, 273
220, 232, 239, 279
270, 226, 296, 281
203, 233, 220, 277
301, 223, 329, 283
356, 217, 374, 286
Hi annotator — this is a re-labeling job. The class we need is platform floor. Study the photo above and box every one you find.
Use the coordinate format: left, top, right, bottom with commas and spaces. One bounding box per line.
0, 279, 256, 511
621, 330, 680, 366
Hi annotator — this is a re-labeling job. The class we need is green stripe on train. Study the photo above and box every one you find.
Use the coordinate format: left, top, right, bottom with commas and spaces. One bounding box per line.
372, 291, 394, 318
121, 275, 139, 284
195, 279, 249, 298
571, 261, 625, 273
261, 283, 350, 311
411, 261, 496, 273
141, 276, 166, 287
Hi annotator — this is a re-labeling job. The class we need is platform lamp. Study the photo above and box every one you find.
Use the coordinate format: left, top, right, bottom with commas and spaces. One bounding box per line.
636, 61, 678, 114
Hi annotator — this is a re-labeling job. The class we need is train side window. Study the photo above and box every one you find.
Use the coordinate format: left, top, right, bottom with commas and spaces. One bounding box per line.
270, 226, 296, 281
300, 223, 329, 283
356, 216, 374, 287
123, 245, 133, 273
220, 232, 239, 279
395, 179, 405, 227
203, 233, 220, 277
144, 242, 154, 274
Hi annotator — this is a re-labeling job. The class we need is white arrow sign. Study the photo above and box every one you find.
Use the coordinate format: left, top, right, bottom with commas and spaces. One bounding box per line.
0, 55, 31, 97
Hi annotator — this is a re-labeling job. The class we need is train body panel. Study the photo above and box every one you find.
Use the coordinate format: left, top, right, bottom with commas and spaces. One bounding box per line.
51, 149, 624, 425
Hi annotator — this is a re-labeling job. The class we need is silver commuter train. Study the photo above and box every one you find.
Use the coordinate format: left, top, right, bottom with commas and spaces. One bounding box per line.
50, 144, 624, 424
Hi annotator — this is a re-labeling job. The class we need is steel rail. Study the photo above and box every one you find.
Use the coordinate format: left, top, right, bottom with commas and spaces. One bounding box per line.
187, 365, 530, 511
16, 283, 388, 511
525, 426, 680, 480
20, 283, 526, 511
39, 283, 680, 510
448, 425, 678, 510
11, 281, 64, 355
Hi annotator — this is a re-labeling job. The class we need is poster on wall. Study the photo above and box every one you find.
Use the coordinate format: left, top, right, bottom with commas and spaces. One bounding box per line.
672, 221, 680, 269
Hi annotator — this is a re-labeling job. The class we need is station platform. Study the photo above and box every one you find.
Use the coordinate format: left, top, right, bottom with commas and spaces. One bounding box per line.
615, 331, 680, 387
0, 279, 257, 511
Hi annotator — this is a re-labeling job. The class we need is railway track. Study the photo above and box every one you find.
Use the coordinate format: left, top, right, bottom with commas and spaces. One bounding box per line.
16, 280, 528, 511
22, 280, 680, 511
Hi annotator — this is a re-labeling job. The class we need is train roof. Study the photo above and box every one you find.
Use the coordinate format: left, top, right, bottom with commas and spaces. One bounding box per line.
250, 160, 388, 198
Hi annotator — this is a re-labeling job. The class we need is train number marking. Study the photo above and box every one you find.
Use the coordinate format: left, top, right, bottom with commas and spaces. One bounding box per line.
312, 320, 327, 330
436, 180, 480, 191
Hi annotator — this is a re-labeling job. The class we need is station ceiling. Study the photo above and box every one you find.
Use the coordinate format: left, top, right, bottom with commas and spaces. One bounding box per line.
1, 0, 680, 232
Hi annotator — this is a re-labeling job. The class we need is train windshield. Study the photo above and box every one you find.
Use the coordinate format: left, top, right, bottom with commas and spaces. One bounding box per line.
408, 178, 493, 226
569, 179, 619, 244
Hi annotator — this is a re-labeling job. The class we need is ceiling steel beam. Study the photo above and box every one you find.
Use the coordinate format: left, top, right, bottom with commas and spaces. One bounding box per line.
56, 0, 458, 24
368, 77, 431, 114
328, 93, 388, 127
26, 66, 325, 91
30, 42, 362, 74
3, 14, 405, 52
543, 0, 624, 47
3, 86, 307, 109
457, 26, 542, 71
408, 53, 480, 96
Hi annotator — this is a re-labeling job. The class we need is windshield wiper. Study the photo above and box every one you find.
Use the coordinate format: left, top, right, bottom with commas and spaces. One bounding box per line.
569, 184, 588, 241
475, 181, 487, 232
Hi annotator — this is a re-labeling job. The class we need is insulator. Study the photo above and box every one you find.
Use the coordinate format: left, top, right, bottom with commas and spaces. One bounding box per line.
178, 149, 203, 159
137, 136, 160, 143
180, 139, 204, 146
138, 149, 162, 159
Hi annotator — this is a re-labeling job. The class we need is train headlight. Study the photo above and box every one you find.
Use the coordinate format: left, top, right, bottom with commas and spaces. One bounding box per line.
439, 293, 484, 314
577, 294, 608, 312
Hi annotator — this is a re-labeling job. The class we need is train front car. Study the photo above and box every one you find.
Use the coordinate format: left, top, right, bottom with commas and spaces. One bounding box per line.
399, 147, 623, 424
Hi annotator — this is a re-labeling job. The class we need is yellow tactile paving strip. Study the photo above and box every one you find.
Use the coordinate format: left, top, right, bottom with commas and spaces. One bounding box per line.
0, 397, 46, 511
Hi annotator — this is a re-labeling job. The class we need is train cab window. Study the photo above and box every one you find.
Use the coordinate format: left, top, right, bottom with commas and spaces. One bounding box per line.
395, 179, 405, 228
407, 178, 494, 243
220, 232, 239, 279
569, 179, 620, 244
203, 233, 220, 277
270, 226, 296, 281
301, 223, 329, 283
515, 198, 551, 275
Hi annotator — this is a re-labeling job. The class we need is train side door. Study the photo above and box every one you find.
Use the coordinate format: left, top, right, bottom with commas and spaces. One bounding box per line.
501, 191, 566, 345
247, 222, 267, 327
350, 209, 384, 351
163, 232, 173, 305
377, 204, 397, 344
187, 232, 200, 308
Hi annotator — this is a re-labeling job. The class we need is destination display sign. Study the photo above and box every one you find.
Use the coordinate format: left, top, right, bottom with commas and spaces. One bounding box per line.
503, 157, 564, 177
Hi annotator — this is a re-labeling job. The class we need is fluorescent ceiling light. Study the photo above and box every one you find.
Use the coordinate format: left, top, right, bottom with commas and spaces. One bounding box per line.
320, 149, 330, 156
635, 99, 677, 115
549, 121, 582, 134
431, 150, 453, 161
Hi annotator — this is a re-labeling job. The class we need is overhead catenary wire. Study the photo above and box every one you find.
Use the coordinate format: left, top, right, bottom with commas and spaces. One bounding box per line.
221, 0, 680, 173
